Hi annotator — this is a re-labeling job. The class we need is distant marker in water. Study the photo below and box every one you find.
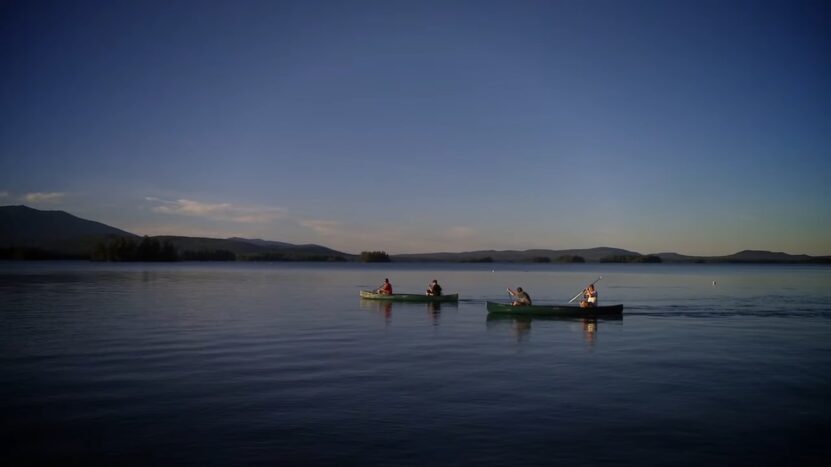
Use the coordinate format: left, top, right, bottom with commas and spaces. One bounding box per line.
712, 281, 717, 286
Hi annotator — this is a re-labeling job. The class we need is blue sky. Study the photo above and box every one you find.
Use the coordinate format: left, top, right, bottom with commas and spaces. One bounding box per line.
2, 0, 829, 255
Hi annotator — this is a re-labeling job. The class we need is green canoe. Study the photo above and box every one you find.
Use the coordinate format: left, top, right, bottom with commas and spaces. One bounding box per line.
360, 290, 459, 303
486, 301, 623, 317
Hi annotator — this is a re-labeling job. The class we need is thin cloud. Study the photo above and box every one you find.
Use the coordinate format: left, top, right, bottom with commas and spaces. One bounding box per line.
296, 221, 485, 254
23, 192, 66, 204
0, 191, 9, 199
147, 197, 287, 224
300, 219, 341, 236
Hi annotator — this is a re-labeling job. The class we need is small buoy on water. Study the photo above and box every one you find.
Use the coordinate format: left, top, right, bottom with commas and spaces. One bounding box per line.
712, 280, 717, 286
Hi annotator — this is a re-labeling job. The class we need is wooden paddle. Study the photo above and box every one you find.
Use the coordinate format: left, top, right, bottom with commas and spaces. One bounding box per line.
568, 276, 603, 304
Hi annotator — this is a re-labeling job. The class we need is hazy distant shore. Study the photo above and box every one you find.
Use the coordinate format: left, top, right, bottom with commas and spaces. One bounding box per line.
3, 205, 830, 264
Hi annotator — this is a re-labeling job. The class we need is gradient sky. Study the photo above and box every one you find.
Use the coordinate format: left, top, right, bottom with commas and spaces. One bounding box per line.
2, 0, 829, 256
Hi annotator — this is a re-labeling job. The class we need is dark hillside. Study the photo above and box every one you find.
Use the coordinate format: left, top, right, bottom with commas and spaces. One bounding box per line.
0, 205, 138, 256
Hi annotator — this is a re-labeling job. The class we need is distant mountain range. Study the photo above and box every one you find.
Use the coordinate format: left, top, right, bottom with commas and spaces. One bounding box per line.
392, 247, 639, 263
653, 250, 819, 263
392, 248, 829, 263
0, 205, 354, 261
1, 205, 829, 263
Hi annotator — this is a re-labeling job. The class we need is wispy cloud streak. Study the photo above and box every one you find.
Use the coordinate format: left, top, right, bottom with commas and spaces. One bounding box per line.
300, 219, 341, 236
297, 219, 484, 253
146, 197, 286, 223
23, 192, 66, 204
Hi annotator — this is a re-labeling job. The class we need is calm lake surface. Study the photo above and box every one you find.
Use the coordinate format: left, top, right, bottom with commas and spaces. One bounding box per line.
2, 261, 830, 466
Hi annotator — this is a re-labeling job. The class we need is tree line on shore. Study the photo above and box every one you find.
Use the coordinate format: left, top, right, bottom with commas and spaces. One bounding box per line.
3, 239, 383, 262
8, 238, 827, 263
2, 241, 664, 263
90, 237, 349, 262
450, 255, 662, 263
360, 251, 391, 262
93, 237, 178, 261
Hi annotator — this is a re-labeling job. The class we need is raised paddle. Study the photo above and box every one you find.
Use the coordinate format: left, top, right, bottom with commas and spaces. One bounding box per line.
568, 276, 603, 304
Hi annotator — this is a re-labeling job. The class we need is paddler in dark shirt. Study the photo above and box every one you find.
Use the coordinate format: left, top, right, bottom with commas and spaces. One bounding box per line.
426, 279, 443, 296
507, 287, 532, 306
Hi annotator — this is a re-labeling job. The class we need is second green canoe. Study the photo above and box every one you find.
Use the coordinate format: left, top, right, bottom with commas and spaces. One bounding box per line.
486, 301, 623, 317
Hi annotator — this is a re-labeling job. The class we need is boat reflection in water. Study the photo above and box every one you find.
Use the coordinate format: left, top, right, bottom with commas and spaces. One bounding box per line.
426, 302, 443, 326
582, 318, 598, 345
359, 298, 456, 326
486, 313, 622, 345
360, 299, 394, 322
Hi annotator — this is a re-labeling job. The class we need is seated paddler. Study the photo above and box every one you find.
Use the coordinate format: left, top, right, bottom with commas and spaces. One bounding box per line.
426, 279, 443, 296
507, 287, 532, 306
376, 278, 393, 295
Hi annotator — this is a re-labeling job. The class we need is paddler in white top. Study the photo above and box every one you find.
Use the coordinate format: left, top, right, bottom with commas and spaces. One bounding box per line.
580, 284, 598, 308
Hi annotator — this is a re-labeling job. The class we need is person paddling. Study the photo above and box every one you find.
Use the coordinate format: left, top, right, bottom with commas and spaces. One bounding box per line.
507, 287, 532, 306
426, 279, 443, 296
376, 278, 393, 295
580, 284, 598, 308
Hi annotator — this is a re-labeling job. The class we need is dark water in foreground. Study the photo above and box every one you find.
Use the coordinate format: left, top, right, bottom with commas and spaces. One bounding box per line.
2, 262, 830, 466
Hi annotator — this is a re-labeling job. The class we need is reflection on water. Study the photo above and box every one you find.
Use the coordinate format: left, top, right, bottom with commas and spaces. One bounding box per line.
359, 299, 456, 326
2, 262, 830, 466
486, 313, 618, 345
359, 298, 393, 325
426, 302, 441, 325
583, 318, 597, 345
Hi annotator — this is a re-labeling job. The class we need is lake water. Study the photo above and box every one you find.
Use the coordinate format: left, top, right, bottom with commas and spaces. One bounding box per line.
2, 261, 830, 466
